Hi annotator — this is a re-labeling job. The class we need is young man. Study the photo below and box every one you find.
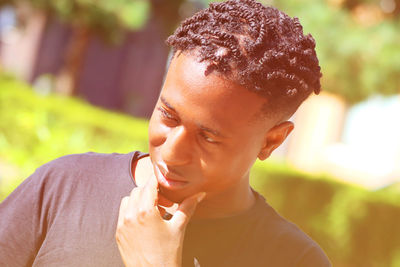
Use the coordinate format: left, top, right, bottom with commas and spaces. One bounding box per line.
0, 0, 331, 266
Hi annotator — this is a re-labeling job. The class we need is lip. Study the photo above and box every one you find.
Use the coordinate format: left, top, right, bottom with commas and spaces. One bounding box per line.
155, 163, 189, 190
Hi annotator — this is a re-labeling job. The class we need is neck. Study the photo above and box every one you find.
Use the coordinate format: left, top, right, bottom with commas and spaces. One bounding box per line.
192, 177, 255, 219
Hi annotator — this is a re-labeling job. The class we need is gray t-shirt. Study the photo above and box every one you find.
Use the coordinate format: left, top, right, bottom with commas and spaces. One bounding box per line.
0, 152, 331, 266
0, 152, 144, 267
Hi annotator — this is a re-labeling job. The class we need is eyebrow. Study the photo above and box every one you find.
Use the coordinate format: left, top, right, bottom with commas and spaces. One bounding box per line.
160, 96, 176, 112
159, 95, 226, 138
199, 125, 224, 138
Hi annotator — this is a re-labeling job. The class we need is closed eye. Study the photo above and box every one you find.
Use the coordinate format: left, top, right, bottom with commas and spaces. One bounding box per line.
199, 131, 220, 144
157, 107, 179, 124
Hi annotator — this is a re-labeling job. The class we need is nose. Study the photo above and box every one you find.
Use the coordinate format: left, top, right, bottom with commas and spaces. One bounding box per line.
161, 126, 192, 166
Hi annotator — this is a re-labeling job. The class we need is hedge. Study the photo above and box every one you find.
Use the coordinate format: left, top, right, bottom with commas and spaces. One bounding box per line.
0, 73, 148, 197
1, 74, 399, 266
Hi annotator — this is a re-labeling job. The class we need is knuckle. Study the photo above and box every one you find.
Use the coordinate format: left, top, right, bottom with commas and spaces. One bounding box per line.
123, 214, 136, 226
137, 208, 151, 220
136, 207, 157, 224
170, 222, 186, 235
176, 221, 187, 231
131, 187, 140, 195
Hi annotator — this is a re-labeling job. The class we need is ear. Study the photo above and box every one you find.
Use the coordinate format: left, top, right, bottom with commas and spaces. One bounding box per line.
257, 121, 294, 161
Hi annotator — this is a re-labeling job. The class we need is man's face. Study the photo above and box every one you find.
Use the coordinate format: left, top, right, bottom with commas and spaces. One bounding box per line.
148, 52, 276, 203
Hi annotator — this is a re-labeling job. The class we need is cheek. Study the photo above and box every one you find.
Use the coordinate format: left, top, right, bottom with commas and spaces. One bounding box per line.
199, 141, 259, 184
197, 152, 234, 181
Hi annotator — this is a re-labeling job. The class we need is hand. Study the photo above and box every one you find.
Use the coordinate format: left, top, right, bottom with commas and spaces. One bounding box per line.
116, 174, 206, 267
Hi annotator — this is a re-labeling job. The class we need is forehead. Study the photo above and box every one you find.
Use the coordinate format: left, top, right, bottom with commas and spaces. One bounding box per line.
161, 53, 268, 131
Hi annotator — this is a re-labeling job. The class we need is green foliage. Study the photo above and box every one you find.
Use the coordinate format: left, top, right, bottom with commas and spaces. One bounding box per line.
118, 1, 150, 30
0, 74, 148, 198
34, 0, 149, 28
8, 0, 150, 43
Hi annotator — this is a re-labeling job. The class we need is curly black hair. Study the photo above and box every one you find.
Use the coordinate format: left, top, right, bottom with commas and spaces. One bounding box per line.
166, 0, 322, 116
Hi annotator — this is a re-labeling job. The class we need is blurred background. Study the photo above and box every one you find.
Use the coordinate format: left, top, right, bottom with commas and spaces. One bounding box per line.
0, 0, 399, 266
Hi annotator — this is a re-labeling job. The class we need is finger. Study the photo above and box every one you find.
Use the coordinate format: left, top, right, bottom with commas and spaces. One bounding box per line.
142, 174, 159, 209
170, 192, 206, 228
117, 196, 129, 228
126, 186, 142, 213
129, 186, 141, 198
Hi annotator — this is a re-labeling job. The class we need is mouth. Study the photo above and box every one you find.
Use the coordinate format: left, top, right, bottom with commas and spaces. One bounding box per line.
154, 163, 189, 190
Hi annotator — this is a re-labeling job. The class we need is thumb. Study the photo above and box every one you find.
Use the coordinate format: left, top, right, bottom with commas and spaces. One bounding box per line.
169, 192, 206, 228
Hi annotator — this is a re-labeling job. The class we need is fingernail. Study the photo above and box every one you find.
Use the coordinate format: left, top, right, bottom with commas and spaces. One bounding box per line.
197, 192, 206, 203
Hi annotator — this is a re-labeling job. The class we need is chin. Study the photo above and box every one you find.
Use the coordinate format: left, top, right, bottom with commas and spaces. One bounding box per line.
159, 186, 194, 204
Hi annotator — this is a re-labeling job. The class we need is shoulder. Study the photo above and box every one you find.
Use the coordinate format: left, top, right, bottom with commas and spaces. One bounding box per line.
253, 193, 332, 266
34, 151, 141, 182
39, 152, 134, 173
19, 151, 141, 200
0, 152, 142, 266
11, 151, 142, 219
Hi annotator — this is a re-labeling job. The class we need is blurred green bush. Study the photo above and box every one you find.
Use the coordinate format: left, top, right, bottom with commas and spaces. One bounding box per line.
0, 74, 148, 198
1, 74, 400, 266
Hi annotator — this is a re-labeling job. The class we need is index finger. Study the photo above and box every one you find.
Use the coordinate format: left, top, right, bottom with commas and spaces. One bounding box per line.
142, 173, 159, 209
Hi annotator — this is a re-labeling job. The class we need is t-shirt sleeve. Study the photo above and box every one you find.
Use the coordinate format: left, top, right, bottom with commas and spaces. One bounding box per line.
0, 167, 49, 267
296, 244, 332, 267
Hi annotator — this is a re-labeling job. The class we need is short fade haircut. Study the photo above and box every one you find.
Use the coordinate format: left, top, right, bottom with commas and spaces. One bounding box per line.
166, 0, 322, 118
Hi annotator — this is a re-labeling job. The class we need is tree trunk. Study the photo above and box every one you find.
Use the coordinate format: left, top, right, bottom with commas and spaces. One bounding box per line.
55, 25, 90, 96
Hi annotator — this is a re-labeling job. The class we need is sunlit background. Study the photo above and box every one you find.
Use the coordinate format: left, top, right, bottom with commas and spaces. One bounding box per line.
0, 0, 399, 266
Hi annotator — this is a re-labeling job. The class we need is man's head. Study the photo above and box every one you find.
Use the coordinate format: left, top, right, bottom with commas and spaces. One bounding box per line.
148, 0, 321, 204
166, 0, 321, 121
